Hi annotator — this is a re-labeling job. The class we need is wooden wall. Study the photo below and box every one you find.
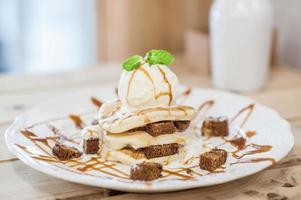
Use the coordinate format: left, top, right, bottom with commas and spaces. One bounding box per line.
96, 0, 211, 61
96, 0, 301, 69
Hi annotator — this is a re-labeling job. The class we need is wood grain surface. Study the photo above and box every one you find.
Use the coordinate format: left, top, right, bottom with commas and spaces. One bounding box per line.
0, 64, 300, 200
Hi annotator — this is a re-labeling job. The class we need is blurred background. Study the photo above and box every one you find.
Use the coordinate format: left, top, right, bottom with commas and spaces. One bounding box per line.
0, 0, 300, 74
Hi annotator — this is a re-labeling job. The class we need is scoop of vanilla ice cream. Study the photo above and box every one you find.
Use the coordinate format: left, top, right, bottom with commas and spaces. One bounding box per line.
118, 63, 179, 111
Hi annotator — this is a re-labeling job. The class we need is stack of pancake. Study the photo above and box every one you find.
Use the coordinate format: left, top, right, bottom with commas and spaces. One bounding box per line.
99, 102, 195, 165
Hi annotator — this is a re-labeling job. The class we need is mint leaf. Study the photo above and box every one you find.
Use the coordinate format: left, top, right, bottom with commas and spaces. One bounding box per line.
145, 49, 174, 65
122, 55, 143, 71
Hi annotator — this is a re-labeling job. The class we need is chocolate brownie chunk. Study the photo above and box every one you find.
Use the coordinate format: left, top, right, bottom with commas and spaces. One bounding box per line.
174, 120, 190, 132
83, 138, 99, 154
52, 143, 82, 161
139, 143, 179, 159
201, 117, 228, 136
130, 162, 163, 181
146, 121, 176, 137
199, 148, 227, 171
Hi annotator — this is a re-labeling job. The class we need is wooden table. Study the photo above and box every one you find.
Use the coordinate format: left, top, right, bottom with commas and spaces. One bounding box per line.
1, 64, 301, 200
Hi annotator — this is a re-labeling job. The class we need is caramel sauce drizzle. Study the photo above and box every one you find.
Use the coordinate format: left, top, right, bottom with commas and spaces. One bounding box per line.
16, 98, 133, 180
176, 106, 188, 116
208, 104, 275, 166
231, 158, 276, 165
48, 124, 78, 144
162, 169, 194, 179
126, 68, 139, 107
16, 134, 130, 179
134, 106, 192, 119
178, 87, 192, 104
217, 130, 275, 164
232, 143, 273, 159
20, 129, 53, 156
182, 156, 199, 165
18, 142, 130, 179
246, 131, 256, 138
191, 100, 215, 129
33, 155, 61, 163
69, 114, 85, 129
90, 97, 103, 108
229, 137, 246, 150
198, 100, 215, 112
126, 65, 173, 107
188, 102, 274, 170
231, 104, 255, 128
157, 65, 173, 105
162, 165, 226, 179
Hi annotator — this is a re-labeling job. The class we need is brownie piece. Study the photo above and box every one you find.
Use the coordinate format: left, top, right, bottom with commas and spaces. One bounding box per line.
211, 148, 227, 165
139, 143, 179, 159
174, 120, 190, 132
127, 120, 191, 136
130, 162, 163, 181
201, 117, 229, 136
146, 121, 176, 137
52, 143, 82, 161
83, 138, 99, 154
199, 148, 227, 171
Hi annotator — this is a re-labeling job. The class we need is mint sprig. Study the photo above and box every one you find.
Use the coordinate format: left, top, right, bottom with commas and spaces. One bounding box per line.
121, 50, 174, 71
145, 49, 174, 65
122, 55, 143, 71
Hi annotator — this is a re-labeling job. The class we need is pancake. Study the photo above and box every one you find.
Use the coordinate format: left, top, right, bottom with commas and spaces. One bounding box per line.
103, 130, 187, 150
99, 104, 196, 134
102, 145, 186, 166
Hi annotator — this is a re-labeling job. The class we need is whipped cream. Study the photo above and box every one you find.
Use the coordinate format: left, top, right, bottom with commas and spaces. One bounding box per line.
100, 105, 196, 134
102, 146, 186, 167
118, 63, 179, 111
103, 130, 187, 149
81, 125, 101, 140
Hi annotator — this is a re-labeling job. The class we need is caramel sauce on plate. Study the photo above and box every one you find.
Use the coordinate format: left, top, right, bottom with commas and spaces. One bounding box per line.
15, 92, 276, 183
69, 114, 85, 129
231, 104, 255, 128
231, 157, 276, 165
246, 131, 256, 138
232, 143, 273, 159
90, 97, 103, 108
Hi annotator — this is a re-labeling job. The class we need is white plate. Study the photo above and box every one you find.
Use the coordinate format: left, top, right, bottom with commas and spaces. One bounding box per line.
5, 87, 294, 193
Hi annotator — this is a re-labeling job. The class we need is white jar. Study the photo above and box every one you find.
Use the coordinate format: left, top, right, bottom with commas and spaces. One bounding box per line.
210, 0, 274, 92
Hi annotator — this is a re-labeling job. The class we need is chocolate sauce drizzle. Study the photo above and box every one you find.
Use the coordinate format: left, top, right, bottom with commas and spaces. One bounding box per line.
15, 91, 276, 182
